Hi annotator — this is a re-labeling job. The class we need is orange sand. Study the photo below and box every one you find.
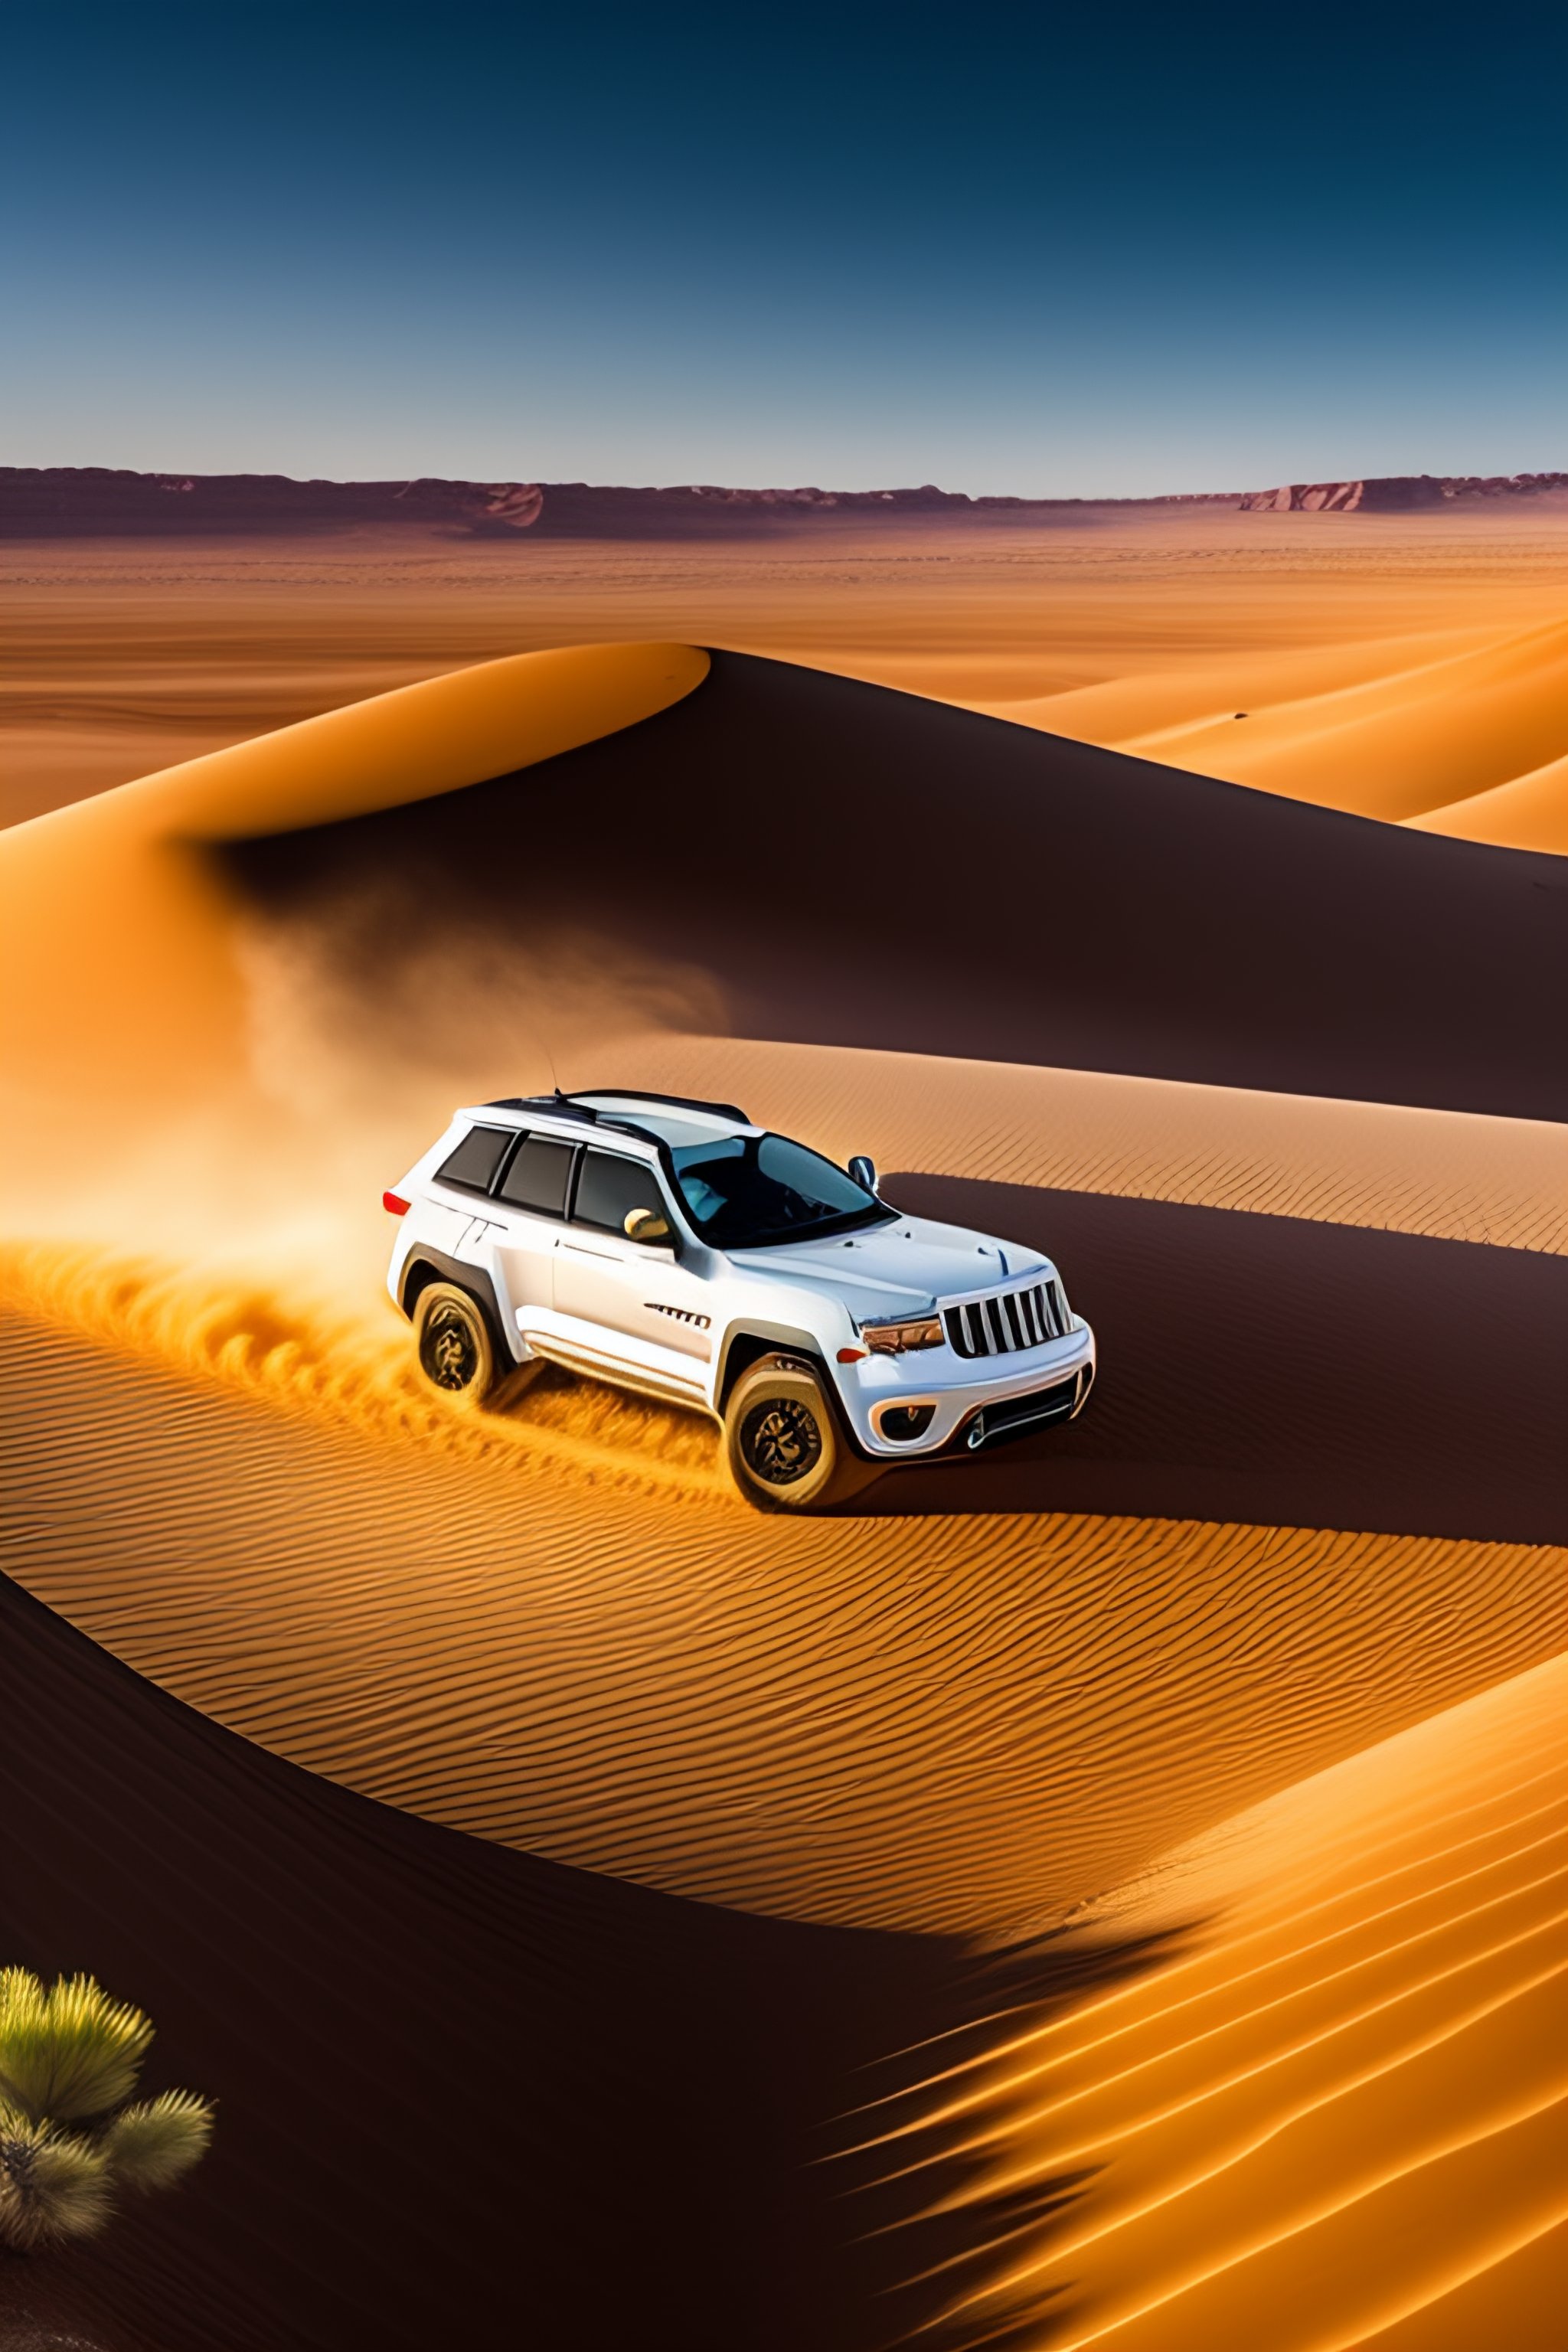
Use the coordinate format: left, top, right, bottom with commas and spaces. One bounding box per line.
879, 1655, 1566, 2349
1, 645, 1561, 2345
985, 613, 1568, 846
4, 1268, 1562, 1945
4, 502, 1566, 846
620, 1036, 1568, 1256
0, 642, 706, 1129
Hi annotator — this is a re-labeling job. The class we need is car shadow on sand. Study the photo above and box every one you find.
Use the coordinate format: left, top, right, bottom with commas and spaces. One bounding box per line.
838, 1175, 1567, 1546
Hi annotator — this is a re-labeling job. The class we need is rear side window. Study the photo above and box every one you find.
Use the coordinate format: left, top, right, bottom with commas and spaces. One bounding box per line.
435, 1125, 512, 1194
497, 1134, 575, 1217
573, 1150, 669, 1234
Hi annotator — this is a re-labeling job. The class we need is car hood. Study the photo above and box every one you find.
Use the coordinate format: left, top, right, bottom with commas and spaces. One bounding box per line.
725, 1215, 1047, 1321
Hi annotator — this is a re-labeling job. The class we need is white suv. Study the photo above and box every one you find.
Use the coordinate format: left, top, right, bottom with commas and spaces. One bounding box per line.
384, 1090, 1096, 1511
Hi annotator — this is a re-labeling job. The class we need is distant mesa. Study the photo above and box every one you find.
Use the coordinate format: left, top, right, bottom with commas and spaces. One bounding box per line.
1240, 472, 1568, 512
0, 466, 1238, 541
2, 465, 1563, 539
0, 467, 556, 540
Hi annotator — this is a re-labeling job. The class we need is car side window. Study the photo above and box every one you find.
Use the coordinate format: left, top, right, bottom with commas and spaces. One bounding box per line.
434, 1125, 512, 1194
572, 1150, 669, 1235
497, 1134, 575, 1217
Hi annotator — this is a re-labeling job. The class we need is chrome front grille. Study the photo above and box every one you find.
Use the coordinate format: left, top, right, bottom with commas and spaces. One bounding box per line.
943, 1278, 1068, 1360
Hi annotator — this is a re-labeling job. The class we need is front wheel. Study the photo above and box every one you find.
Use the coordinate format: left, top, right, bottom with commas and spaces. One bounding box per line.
724, 1355, 875, 1513
413, 1282, 502, 1404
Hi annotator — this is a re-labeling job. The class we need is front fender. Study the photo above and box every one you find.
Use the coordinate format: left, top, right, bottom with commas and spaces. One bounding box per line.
715, 1317, 837, 1407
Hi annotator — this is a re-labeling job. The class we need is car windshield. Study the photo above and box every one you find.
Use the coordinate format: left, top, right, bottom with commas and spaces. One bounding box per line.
671, 1132, 896, 1250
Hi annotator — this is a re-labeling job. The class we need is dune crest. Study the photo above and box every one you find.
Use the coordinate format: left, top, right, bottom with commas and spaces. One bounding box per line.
882, 1653, 1568, 2350
7, 503, 1568, 844
18, 639, 709, 842
1404, 748, 1568, 854
978, 614, 1568, 831
0, 642, 707, 1125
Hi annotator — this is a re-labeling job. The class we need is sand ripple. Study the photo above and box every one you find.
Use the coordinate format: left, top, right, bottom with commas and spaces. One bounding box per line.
3, 1272, 1561, 1940
872, 1655, 1568, 2348
619, 1035, 1568, 1256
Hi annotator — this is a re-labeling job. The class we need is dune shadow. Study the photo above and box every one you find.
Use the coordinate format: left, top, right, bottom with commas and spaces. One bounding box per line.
3, 1569, 1195, 2352
838, 1174, 1568, 1544
215, 649, 1567, 1123
825, 1919, 1198, 2349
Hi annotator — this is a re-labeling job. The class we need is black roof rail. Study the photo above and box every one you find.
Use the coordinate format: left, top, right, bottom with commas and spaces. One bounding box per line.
575, 1086, 754, 1125
487, 1086, 753, 1126
486, 1093, 599, 1122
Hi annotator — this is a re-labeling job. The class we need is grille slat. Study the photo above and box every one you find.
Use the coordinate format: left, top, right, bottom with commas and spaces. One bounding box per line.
944, 1279, 1064, 1361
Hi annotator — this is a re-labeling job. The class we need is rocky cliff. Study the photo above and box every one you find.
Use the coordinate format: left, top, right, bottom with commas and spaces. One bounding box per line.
6, 465, 1560, 537
1240, 472, 1568, 512
0, 466, 1236, 540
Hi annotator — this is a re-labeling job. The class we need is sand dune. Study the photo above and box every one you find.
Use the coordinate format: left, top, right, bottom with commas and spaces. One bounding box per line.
5, 1273, 1561, 1935
982, 615, 1568, 831
1, 1570, 991, 2352
5, 501, 1567, 841
214, 652, 1567, 1119
879, 1654, 1567, 2350
0, 641, 705, 1124
619, 1035, 1568, 1256
1406, 746, 1568, 854
2, 640, 1561, 2345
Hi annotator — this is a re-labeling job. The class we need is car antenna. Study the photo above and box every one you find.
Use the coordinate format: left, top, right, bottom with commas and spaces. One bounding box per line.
518, 1011, 562, 1102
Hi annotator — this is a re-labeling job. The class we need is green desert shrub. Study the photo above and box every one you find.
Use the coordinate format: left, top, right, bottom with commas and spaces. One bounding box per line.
0, 1970, 213, 2252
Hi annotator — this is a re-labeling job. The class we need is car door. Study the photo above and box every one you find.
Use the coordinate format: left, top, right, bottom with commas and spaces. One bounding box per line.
553, 1146, 714, 1382
488, 1130, 578, 1338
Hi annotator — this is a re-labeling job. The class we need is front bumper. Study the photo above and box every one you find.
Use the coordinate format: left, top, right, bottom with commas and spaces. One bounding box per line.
837, 1323, 1096, 1459
944, 1364, 1093, 1452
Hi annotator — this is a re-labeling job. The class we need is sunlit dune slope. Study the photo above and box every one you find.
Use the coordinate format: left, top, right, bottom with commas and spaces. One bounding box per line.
887, 1654, 1567, 2352
978, 614, 1568, 842
5, 1277, 1561, 1937
0, 642, 705, 1116
0, 1571, 978, 2352
1406, 747, 1568, 854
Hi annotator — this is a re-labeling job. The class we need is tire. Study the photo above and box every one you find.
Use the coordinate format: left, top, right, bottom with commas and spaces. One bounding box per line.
724, 1354, 872, 1513
413, 1282, 503, 1405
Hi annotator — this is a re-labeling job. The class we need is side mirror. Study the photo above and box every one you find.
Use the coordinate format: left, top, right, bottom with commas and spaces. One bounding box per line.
848, 1155, 878, 1195
624, 1206, 672, 1245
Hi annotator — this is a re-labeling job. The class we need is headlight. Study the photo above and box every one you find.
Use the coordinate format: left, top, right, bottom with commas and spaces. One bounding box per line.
860, 1313, 945, 1354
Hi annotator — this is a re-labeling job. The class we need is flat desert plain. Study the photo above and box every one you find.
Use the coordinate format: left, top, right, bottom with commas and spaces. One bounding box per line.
1, 510, 1564, 2352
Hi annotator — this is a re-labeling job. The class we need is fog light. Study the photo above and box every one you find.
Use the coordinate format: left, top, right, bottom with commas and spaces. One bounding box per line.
878, 1403, 936, 1444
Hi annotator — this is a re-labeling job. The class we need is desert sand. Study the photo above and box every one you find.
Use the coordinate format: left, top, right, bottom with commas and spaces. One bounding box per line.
4, 499, 1567, 844
861, 1654, 1568, 2350
2, 639, 1563, 2347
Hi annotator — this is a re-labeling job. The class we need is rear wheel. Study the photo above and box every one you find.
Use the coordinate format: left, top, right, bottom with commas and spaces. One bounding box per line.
724, 1355, 874, 1513
413, 1282, 503, 1404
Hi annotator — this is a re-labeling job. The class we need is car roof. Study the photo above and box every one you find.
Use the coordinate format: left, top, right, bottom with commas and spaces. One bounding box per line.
469, 1088, 757, 1154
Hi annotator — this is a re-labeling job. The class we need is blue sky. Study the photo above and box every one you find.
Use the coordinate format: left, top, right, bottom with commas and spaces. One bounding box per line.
4, 1, 1563, 495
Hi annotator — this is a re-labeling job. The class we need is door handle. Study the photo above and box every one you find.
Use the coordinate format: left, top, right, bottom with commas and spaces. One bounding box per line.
559, 1240, 622, 1263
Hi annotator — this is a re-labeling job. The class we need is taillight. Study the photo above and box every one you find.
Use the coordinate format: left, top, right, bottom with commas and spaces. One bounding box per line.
382, 1191, 410, 1217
